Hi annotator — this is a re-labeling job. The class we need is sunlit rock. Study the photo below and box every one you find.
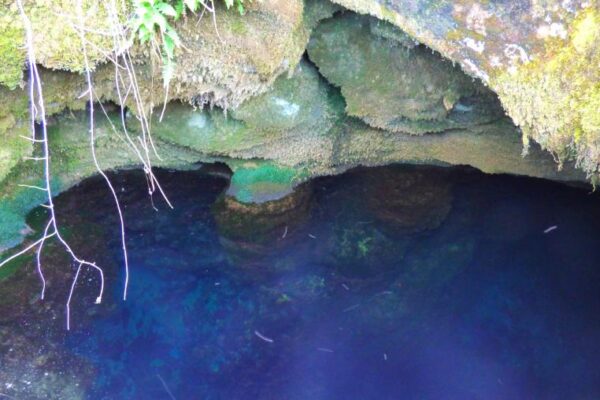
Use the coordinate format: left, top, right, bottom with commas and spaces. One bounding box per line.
328, 0, 600, 178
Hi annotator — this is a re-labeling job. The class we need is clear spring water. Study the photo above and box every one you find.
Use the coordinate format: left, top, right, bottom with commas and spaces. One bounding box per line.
1, 165, 599, 399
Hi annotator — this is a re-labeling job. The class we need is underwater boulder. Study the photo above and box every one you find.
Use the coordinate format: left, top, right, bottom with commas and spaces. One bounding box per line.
363, 166, 454, 235
212, 182, 313, 271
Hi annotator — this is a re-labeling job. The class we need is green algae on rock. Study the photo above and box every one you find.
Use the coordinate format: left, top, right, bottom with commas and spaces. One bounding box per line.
307, 13, 503, 134
493, 8, 600, 179
0, 0, 129, 88
0, 110, 201, 252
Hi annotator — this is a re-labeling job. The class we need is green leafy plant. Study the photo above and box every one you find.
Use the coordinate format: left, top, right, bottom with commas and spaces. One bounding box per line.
223, 0, 248, 15
131, 0, 249, 86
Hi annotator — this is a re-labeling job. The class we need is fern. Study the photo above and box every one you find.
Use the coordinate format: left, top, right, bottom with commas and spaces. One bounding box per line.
131, 0, 249, 86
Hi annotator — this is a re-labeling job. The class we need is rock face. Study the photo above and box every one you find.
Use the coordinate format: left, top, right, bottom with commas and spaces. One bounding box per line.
0, 0, 337, 106
0, 0, 593, 255
328, 0, 600, 178
0, 0, 336, 194
307, 13, 503, 134
213, 183, 314, 268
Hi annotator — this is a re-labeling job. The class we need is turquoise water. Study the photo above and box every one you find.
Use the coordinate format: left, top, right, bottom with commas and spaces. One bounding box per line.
1, 165, 600, 399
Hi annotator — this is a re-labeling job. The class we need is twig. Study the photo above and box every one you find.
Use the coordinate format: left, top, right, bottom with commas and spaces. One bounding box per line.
156, 374, 176, 400
254, 330, 274, 343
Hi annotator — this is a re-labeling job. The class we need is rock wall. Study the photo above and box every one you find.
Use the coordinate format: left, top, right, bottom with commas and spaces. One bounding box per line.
328, 0, 600, 179
0, 0, 593, 254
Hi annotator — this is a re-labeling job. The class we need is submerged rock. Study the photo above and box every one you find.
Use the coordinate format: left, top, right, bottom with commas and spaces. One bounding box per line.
0, 327, 93, 400
363, 167, 454, 235
213, 183, 313, 270
307, 13, 503, 134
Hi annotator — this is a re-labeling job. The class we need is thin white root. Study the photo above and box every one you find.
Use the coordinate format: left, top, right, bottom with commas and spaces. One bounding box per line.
5, 0, 107, 330
2, 0, 184, 329
0, 232, 56, 270
76, 0, 131, 301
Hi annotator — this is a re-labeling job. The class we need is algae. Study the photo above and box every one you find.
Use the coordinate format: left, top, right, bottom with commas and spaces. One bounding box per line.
493, 8, 600, 178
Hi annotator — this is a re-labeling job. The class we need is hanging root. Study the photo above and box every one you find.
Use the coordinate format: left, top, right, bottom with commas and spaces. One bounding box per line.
0, 0, 120, 330
76, 0, 131, 302
0, 0, 197, 329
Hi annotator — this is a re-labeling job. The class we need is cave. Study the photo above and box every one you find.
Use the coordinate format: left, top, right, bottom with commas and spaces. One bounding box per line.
1, 0, 599, 398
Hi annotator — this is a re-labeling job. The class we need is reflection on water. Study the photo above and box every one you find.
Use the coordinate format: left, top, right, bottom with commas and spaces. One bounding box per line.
1, 165, 600, 399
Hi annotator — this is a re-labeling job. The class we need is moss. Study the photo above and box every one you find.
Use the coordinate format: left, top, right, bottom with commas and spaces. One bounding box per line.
492, 7, 600, 177
337, 226, 375, 260
0, 22, 25, 88
0, 0, 129, 87
229, 17, 249, 35
0, 253, 26, 281
368, 17, 417, 48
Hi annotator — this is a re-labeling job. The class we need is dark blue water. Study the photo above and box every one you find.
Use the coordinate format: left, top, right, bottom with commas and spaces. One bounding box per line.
1, 165, 600, 399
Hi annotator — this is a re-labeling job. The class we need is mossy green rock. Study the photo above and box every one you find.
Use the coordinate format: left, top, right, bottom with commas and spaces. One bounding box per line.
153, 60, 342, 157
0, 0, 128, 88
0, 3, 591, 256
0, 111, 201, 252
328, 0, 600, 177
307, 13, 502, 134
0, 0, 337, 109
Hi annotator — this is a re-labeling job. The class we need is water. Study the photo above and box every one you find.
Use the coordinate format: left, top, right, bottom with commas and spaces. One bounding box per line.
1, 165, 600, 399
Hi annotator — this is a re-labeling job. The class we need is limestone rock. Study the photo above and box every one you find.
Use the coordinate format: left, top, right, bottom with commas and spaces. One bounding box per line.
307, 13, 503, 134
328, 0, 600, 178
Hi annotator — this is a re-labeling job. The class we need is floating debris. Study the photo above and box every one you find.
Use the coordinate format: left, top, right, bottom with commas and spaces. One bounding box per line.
254, 330, 274, 343
341, 283, 350, 291
343, 304, 360, 312
544, 225, 558, 234
317, 347, 334, 353
308, 234, 317, 239
383, 353, 388, 361
281, 226, 288, 239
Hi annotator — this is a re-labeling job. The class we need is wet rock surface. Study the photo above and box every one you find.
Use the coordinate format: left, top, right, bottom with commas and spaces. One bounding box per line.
213, 182, 314, 270
363, 167, 453, 234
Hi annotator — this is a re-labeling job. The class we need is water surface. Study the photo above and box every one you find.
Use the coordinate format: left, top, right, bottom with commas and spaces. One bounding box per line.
1, 165, 599, 399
